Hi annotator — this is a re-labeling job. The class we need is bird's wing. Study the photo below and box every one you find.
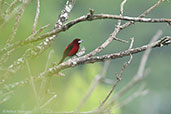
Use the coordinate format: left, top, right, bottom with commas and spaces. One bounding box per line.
64, 43, 74, 56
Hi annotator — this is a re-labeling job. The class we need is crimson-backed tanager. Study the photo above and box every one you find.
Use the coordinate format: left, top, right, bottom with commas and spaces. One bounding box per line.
58, 39, 83, 65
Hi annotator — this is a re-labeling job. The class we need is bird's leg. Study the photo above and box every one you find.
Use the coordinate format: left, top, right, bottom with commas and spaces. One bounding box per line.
70, 55, 78, 59
75, 54, 79, 57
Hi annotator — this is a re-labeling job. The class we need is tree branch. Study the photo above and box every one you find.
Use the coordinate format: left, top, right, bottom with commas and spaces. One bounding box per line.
0, 0, 167, 56
38, 36, 171, 79
32, 0, 40, 33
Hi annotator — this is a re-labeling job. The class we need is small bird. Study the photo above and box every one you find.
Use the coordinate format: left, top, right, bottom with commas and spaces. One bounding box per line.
58, 39, 83, 65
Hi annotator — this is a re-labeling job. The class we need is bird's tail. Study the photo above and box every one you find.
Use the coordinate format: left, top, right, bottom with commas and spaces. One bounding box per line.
58, 56, 66, 65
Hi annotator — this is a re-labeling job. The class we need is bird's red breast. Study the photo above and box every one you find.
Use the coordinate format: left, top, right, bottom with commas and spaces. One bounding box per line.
67, 44, 79, 56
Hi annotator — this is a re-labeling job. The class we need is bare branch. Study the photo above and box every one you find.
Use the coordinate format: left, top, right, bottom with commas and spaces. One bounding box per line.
40, 94, 57, 109
32, 0, 40, 33
139, 0, 164, 18
120, 0, 127, 16
104, 30, 163, 110
5, 0, 19, 14
66, 14, 171, 27
136, 30, 163, 78
113, 37, 129, 44
39, 50, 54, 100
54, 0, 76, 29
6, 9, 24, 45
76, 47, 86, 57
0, 48, 15, 67
27, 24, 50, 40
0, 91, 13, 105
26, 60, 40, 109
36, 36, 171, 81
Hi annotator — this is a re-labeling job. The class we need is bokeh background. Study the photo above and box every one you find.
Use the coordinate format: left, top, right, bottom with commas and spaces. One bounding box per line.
0, 0, 171, 114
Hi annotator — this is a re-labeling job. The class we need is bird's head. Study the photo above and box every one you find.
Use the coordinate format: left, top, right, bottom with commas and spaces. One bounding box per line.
73, 38, 83, 45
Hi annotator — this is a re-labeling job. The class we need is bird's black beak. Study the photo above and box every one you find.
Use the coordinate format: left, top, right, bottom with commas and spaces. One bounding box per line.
78, 40, 83, 44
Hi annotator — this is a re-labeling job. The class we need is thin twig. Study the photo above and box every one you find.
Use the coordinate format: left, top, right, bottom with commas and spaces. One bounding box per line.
120, 0, 165, 29
6, 9, 24, 45
26, 60, 40, 111
32, 0, 40, 33
0, 91, 13, 105
129, 38, 134, 49
120, 0, 127, 16
136, 30, 163, 78
113, 37, 129, 44
5, 0, 19, 14
140, 0, 164, 18
112, 0, 129, 43
0, 48, 15, 67
39, 50, 54, 100
40, 94, 57, 109
27, 24, 50, 40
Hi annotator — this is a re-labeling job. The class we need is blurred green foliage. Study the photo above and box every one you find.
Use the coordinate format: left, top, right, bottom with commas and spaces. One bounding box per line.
0, 0, 171, 114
